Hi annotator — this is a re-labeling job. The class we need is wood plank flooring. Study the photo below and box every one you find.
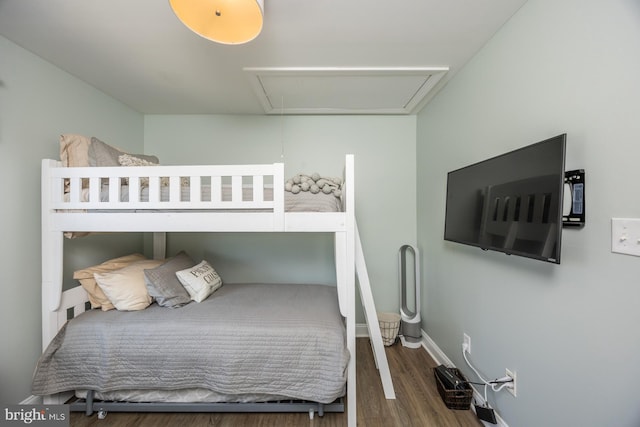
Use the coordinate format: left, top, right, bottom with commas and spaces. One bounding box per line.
70, 338, 482, 427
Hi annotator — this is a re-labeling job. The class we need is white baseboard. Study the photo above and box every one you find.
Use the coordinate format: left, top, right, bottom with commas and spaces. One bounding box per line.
356, 323, 369, 337
421, 330, 455, 366
357, 323, 509, 427
19, 395, 42, 405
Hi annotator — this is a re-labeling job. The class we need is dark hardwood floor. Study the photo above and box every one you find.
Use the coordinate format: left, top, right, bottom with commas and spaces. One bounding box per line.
70, 338, 482, 426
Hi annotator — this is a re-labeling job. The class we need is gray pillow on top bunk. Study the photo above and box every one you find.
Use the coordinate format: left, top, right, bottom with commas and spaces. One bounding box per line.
88, 137, 159, 167
144, 251, 195, 308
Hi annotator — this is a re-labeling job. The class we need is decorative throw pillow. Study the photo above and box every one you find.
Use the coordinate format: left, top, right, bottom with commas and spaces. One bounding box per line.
175, 260, 222, 303
144, 251, 195, 308
118, 154, 188, 187
118, 153, 158, 167
94, 259, 164, 311
73, 253, 148, 310
89, 137, 159, 167
119, 154, 156, 187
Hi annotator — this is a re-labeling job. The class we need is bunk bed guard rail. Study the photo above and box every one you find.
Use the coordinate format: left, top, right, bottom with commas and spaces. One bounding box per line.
44, 160, 285, 213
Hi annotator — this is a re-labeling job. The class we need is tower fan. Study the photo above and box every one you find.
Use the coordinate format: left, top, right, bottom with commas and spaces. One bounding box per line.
399, 244, 421, 348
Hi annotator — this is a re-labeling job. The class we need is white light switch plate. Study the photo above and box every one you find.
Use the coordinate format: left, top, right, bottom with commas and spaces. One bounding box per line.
611, 218, 640, 257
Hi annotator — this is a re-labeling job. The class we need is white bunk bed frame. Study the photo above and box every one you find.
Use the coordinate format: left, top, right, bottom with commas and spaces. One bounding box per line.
40, 154, 395, 426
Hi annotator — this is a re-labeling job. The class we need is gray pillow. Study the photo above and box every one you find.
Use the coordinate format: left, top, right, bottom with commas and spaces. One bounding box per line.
144, 251, 195, 308
89, 137, 159, 167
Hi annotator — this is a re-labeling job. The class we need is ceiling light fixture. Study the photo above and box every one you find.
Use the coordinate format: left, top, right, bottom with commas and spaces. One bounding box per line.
169, 0, 264, 45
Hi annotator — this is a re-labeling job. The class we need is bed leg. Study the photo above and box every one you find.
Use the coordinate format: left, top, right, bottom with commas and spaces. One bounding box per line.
308, 403, 324, 420
85, 390, 94, 416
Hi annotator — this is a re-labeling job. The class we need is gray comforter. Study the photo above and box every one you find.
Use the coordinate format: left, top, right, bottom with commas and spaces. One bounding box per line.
32, 283, 349, 404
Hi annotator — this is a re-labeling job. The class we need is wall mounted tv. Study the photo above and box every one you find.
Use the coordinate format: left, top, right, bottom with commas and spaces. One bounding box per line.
444, 134, 566, 264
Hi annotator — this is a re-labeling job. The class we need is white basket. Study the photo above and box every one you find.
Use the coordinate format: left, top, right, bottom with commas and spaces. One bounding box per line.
377, 312, 401, 346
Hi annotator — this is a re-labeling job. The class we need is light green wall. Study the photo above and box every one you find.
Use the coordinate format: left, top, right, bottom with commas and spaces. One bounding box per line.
0, 36, 144, 403
0, 35, 416, 403
416, 1, 640, 426
144, 115, 418, 321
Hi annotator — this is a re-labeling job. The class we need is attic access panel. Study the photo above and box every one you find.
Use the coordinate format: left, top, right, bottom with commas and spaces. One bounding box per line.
244, 67, 448, 115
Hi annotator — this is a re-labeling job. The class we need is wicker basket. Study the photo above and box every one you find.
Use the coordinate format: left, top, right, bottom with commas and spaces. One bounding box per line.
377, 312, 401, 346
433, 367, 473, 410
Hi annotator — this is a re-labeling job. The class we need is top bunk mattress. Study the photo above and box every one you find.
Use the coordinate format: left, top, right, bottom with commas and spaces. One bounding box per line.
61, 182, 343, 213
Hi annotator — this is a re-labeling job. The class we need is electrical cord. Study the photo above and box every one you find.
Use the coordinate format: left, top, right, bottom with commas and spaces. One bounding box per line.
483, 383, 488, 406
462, 345, 513, 393
464, 380, 511, 387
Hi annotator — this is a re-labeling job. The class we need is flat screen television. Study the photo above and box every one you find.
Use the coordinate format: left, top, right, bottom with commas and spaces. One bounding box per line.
444, 134, 566, 264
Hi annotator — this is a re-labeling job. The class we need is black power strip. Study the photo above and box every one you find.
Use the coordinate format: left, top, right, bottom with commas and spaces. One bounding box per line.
434, 365, 465, 390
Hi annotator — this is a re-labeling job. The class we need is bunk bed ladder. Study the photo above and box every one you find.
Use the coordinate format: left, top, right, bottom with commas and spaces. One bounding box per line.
355, 222, 396, 399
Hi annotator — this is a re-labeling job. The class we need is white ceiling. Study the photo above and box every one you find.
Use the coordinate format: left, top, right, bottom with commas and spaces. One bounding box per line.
0, 0, 527, 115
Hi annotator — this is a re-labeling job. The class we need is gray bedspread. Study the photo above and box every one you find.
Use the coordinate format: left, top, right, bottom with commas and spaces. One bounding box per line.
32, 283, 349, 403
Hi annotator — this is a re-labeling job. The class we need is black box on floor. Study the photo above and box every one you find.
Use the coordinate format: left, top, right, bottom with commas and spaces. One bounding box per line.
475, 404, 498, 424
433, 367, 473, 410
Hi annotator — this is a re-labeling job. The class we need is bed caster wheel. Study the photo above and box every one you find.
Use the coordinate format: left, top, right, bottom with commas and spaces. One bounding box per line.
97, 410, 107, 420
308, 409, 314, 420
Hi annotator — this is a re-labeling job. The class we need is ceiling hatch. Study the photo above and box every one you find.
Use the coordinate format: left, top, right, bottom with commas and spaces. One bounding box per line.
244, 67, 449, 115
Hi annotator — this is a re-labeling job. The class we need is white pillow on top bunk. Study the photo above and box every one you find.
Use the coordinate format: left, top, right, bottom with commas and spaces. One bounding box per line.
94, 259, 164, 311
175, 260, 222, 303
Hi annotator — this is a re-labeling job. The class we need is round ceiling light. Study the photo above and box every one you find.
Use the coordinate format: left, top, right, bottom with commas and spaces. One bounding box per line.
169, 0, 264, 45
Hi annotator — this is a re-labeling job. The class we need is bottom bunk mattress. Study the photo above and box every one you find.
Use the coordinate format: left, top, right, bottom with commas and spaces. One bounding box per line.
32, 283, 349, 404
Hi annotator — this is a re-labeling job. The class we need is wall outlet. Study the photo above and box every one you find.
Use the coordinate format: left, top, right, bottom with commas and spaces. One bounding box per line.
506, 368, 517, 397
463, 333, 471, 353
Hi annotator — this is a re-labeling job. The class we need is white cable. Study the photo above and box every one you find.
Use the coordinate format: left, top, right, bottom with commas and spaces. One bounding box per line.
462, 346, 513, 393
483, 383, 488, 404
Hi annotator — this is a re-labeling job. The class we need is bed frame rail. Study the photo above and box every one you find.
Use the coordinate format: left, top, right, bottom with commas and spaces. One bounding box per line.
44, 161, 285, 212
71, 392, 344, 420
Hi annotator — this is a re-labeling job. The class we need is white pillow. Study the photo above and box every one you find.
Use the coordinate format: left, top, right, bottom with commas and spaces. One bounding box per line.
73, 253, 148, 311
94, 259, 164, 311
175, 260, 222, 303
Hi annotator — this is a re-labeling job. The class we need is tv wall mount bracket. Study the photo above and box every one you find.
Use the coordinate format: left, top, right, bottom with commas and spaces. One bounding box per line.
562, 169, 585, 228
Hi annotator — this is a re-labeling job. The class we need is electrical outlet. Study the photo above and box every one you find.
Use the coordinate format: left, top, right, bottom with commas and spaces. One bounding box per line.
506, 369, 517, 397
463, 333, 471, 353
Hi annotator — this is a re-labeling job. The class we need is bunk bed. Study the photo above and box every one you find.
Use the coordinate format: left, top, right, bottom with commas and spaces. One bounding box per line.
37, 151, 395, 426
